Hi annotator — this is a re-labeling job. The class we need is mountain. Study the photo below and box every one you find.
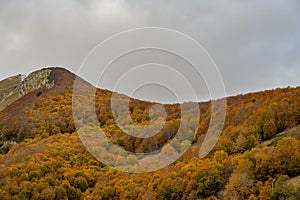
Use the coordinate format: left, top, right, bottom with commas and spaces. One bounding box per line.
0, 67, 299, 199
0, 67, 84, 143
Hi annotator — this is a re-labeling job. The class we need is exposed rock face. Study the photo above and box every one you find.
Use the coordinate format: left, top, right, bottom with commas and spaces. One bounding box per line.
17, 69, 54, 96
0, 69, 55, 112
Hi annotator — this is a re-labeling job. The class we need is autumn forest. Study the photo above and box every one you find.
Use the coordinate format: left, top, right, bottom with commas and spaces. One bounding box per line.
0, 68, 299, 200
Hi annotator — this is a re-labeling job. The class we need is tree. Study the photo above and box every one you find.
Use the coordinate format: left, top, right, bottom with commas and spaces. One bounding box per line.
272, 175, 294, 200
190, 161, 225, 198
225, 171, 255, 200
156, 172, 184, 200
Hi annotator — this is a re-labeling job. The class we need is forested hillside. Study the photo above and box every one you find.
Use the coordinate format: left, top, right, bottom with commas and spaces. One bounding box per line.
0, 68, 299, 199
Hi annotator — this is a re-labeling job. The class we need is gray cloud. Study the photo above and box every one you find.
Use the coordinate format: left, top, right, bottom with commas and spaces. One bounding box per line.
0, 0, 299, 102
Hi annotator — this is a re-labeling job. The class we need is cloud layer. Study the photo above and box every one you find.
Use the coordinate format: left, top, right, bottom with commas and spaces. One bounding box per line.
0, 0, 299, 102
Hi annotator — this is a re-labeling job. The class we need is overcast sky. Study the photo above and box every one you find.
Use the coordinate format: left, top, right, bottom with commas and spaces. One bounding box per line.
0, 0, 299, 102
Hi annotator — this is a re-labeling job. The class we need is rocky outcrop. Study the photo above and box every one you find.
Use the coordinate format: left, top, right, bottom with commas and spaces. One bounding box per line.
0, 69, 55, 112
17, 69, 54, 96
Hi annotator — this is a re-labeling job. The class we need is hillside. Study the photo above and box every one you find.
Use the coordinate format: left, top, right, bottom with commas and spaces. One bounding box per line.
0, 74, 24, 112
0, 67, 299, 199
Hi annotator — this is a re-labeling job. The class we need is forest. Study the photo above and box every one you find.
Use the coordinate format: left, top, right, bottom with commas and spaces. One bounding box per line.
0, 68, 299, 199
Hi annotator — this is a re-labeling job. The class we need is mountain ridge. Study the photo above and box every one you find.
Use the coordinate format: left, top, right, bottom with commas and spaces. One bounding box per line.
1, 67, 298, 105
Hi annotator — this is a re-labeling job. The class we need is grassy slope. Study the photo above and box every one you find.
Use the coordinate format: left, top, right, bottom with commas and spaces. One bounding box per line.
0, 74, 23, 112
259, 125, 300, 147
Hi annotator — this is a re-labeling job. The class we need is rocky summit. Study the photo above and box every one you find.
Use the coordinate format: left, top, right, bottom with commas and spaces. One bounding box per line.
0, 69, 54, 112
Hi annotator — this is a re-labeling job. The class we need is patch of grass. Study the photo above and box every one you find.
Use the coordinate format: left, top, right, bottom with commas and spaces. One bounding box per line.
268, 135, 284, 146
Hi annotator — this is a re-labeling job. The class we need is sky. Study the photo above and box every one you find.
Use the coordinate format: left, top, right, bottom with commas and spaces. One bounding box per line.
0, 0, 300, 103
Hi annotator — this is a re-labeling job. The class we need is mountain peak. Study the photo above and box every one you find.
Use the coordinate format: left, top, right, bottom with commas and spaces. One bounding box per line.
0, 67, 76, 112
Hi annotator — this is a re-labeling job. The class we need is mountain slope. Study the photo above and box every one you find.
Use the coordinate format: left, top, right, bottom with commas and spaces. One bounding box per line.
0, 74, 24, 112
0, 67, 299, 199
